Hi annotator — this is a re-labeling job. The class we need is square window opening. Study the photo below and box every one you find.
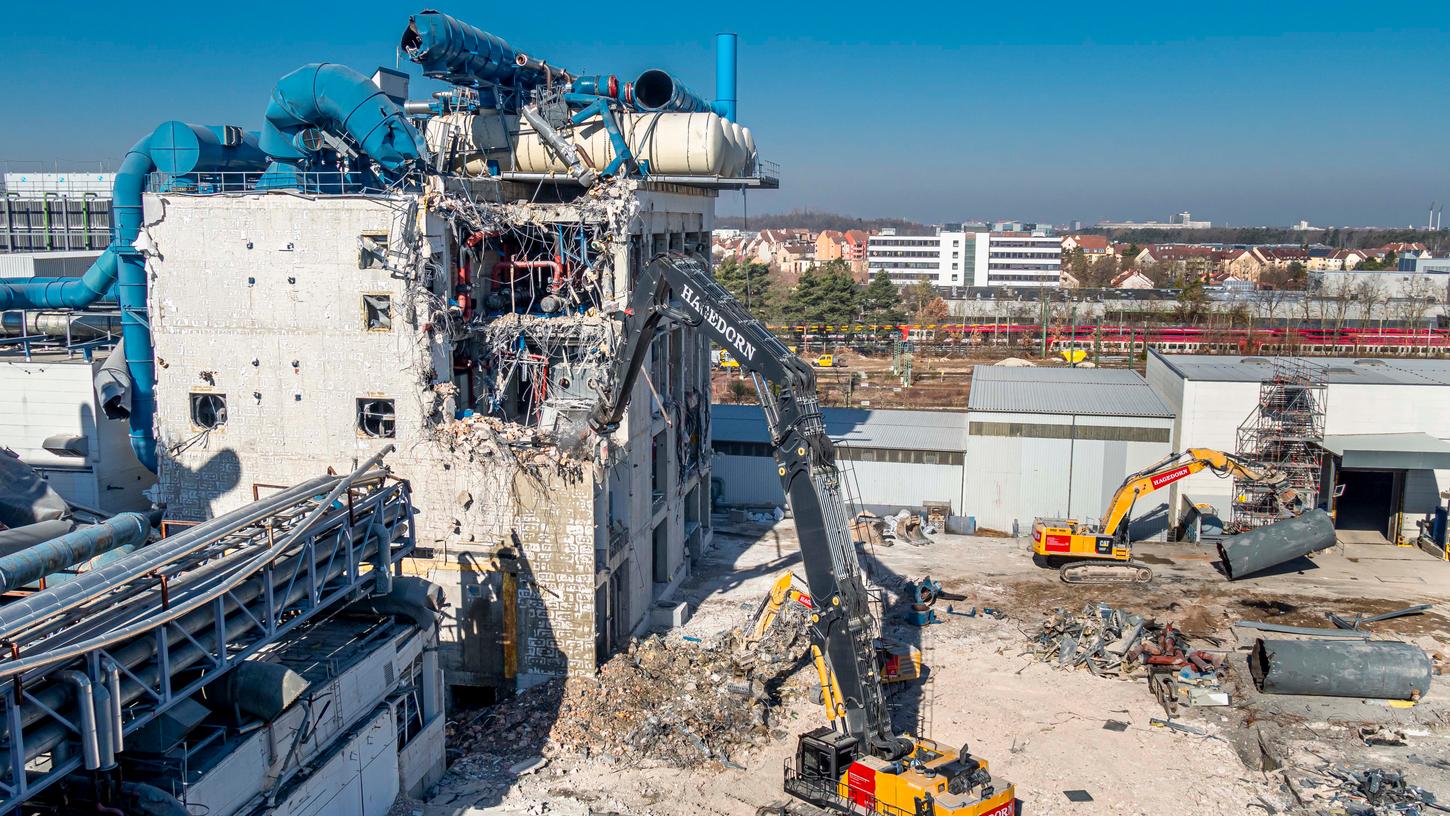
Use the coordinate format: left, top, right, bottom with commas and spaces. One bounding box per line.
357, 398, 396, 438
190, 393, 227, 430
359, 232, 390, 269
363, 294, 393, 331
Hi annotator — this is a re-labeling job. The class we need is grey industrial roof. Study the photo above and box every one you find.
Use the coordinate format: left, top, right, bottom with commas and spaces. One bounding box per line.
711, 404, 969, 452
966, 365, 1174, 418
1153, 352, 1450, 387
1322, 432, 1450, 470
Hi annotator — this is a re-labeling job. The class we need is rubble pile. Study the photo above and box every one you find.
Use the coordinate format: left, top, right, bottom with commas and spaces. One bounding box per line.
1027, 603, 1227, 715
454, 600, 813, 767
1296, 766, 1444, 815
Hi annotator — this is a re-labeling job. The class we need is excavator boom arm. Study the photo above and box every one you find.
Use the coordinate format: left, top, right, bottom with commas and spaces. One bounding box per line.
1099, 448, 1284, 537
588, 253, 901, 758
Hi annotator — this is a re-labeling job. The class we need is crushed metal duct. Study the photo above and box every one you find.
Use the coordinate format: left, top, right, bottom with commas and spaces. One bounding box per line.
0, 452, 69, 527
1218, 508, 1335, 580
95, 338, 132, 419
260, 63, 428, 184
1250, 638, 1433, 700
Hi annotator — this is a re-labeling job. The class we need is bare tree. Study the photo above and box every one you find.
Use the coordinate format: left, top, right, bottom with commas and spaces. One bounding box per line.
1353, 276, 1388, 329
1322, 277, 1357, 334
1397, 276, 1440, 354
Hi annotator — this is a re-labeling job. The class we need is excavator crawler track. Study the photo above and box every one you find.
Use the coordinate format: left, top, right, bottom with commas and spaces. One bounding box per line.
1058, 560, 1154, 585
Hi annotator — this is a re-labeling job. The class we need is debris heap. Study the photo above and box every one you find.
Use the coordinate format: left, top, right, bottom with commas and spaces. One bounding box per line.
1304, 766, 1443, 815
1027, 603, 1227, 715
454, 600, 813, 767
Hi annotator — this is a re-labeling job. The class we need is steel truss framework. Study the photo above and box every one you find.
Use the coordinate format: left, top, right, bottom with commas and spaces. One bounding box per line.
0, 467, 415, 812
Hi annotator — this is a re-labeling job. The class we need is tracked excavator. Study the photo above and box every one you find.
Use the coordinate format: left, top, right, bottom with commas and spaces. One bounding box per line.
589, 253, 1017, 816
1032, 448, 1301, 584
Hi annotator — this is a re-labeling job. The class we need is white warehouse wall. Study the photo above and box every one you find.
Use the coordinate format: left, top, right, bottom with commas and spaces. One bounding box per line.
1147, 353, 1450, 523
963, 410, 1174, 534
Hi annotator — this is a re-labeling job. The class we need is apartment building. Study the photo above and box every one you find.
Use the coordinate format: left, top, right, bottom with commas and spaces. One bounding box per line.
868, 228, 1061, 288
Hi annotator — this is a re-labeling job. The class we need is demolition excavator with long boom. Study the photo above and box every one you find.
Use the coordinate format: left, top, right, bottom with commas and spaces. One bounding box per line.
589, 253, 1017, 816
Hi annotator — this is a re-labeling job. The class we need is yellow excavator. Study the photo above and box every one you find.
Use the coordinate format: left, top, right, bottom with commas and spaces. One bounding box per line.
1032, 448, 1300, 584
749, 571, 924, 685
591, 254, 1017, 816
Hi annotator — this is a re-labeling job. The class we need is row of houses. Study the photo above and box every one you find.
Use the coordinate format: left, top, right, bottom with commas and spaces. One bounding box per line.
715, 224, 1442, 297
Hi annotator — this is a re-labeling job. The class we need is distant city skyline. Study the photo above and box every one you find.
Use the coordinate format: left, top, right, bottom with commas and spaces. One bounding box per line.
2, 0, 1446, 227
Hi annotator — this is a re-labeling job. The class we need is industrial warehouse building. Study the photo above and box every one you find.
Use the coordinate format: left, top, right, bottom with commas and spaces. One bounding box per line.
712, 365, 1176, 536
1146, 351, 1450, 543
964, 366, 1175, 534
711, 404, 967, 513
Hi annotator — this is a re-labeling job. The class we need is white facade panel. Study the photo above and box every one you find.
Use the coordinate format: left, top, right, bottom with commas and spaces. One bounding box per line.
1151, 354, 1450, 524
964, 410, 1174, 534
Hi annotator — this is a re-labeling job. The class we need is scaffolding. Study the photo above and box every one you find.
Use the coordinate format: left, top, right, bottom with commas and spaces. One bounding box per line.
1232, 358, 1327, 531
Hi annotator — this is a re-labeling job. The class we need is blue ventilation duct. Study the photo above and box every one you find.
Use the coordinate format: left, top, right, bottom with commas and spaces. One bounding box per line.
259, 63, 427, 184
0, 122, 265, 473
631, 69, 712, 113
401, 10, 556, 91
0, 251, 118, 310
713, 33, 738, 122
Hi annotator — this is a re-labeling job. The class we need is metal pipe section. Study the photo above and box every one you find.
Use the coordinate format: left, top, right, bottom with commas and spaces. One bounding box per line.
714, 33, 737, 121
632, 69, 712, 113
57, 671, 99, 770
1250, 638, 1433, 700
259, 63, 428, 183
0, 475, 336, 642
0, 510, 158, 593
0, 311, 121, 339
1, 486, 406, 767
401, 11, 565, 90
1217, 509, 1335, 580
0, 449, 392, 679
1, 121, 264, 473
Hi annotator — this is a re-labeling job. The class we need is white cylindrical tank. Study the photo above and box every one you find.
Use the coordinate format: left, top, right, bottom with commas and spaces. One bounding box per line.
513, 112, 730, 176
740, 126, 757, 175
721, 122, 745, 177
424, 112, 514, 176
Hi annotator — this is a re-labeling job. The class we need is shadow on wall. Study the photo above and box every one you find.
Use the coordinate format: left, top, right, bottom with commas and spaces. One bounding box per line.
156, 446, 242, 521
1128, 501, 1170, 541
443, 529, 567, 809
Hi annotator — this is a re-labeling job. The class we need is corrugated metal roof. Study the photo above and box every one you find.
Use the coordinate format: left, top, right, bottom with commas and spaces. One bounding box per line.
1155, 353, 1450, 387
966, 365, 1174, 417
711, 404, 969, 451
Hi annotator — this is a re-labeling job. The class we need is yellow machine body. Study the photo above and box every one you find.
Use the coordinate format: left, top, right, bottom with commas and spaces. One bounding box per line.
836, 740, 1016, 815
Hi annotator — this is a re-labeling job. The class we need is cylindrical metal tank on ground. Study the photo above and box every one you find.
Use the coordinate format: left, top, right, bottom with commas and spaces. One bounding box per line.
1218, 509, 1335, 580
1250, 638, 1432, 700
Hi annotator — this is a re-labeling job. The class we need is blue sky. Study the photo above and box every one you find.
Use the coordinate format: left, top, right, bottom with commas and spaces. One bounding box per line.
2, 1, 1446, 227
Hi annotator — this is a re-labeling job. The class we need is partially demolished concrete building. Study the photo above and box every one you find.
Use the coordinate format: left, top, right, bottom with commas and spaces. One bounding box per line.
134, 12, 774, 694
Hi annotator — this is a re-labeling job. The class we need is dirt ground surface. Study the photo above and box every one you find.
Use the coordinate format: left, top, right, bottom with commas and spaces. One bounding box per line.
404, 518, 1450, 816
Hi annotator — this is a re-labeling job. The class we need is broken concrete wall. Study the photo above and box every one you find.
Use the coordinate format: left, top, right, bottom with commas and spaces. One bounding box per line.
146, 183, 715, 692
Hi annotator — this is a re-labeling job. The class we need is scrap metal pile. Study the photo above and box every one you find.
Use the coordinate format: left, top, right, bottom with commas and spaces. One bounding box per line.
453, 600, 812, 767
1027, 603, 1228, 716
1293, 766, 1446, 815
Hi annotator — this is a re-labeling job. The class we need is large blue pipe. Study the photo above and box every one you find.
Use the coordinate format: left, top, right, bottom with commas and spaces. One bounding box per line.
401, 10, 554, 90
259, 63, 426, 182
0, 511, 157, 593
632, 69, 712, 113
0, 122, 265, 472
0, 252, 118, 310
714, 33, 738, 122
